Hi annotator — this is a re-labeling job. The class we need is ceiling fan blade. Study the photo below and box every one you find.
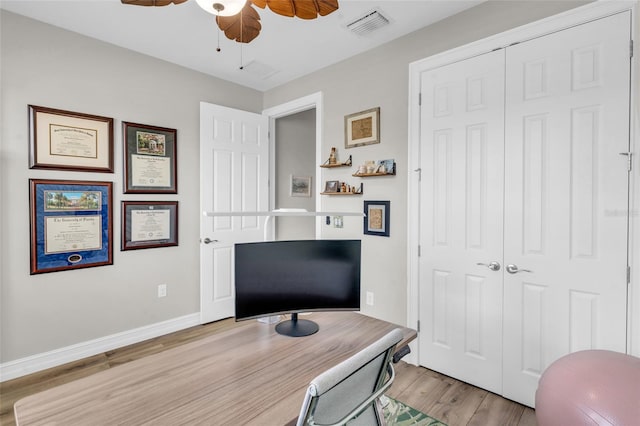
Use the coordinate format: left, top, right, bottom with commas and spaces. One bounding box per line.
121, 0, 188, 5
216, 3, 262, 43
250, 0, 338, 20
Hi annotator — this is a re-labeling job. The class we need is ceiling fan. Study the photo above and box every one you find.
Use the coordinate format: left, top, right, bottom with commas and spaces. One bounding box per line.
121, 0, 340, 44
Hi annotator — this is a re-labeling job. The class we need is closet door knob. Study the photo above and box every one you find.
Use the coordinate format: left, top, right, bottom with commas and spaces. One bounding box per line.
477, 261, 501, 271
506, 264, 532, 274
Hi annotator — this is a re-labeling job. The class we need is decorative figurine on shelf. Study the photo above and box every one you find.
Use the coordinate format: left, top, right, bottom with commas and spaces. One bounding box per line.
329, 147, 337, 165
341, 182, 347, 193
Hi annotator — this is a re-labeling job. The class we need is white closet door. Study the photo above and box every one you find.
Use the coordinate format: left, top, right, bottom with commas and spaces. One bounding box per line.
418, 50, 506, 394
502, 11, 631, 406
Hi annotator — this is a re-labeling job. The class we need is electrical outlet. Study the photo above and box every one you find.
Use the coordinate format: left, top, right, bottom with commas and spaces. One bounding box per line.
333, 216, 343, 228
157, 284, 167, 298
366, 291, 374, 306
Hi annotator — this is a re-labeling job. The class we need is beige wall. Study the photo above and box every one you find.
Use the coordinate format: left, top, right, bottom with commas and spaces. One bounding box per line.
0, 11, 262, 362
264, 1, 590, 326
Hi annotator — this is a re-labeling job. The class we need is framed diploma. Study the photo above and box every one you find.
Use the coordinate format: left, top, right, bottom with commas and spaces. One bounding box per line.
29, 179, 113, 274
123, 122, 177, 194
29, 105, 114, 172
121, 201, 178, 250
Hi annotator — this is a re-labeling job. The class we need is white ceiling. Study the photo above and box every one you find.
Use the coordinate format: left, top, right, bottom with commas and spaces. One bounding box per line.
1, 0, 484, 91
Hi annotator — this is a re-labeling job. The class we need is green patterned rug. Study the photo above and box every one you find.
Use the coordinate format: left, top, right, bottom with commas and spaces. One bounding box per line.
381, 395, 446, 426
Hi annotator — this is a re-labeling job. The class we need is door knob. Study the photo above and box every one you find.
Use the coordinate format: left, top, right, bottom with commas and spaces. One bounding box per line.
506, 264, 532, 274
202, 238, 218, 244
477, 261, 501, 271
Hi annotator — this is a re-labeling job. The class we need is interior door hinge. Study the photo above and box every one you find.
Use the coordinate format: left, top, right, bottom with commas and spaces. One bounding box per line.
631, 40, 634, 58
627, 266, 631, 285
418, 245, 421, 257
417, 320, 420, 333
418, 93, 422, 106
620, 152, 632, 171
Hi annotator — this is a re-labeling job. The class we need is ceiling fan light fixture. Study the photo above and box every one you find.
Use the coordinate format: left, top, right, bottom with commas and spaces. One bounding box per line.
195, 0, 246, 16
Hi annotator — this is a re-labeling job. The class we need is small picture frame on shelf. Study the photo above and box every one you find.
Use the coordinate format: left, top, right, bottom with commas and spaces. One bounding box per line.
378, 159, 396, 174
324, 180, 339, 193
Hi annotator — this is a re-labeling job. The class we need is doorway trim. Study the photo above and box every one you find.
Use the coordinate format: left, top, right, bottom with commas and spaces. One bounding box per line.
263, 92, 323, 238
407, 0, 638, 360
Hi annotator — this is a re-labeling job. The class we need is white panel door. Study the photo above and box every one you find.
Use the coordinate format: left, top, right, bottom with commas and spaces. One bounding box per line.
418, 50, 506, 394
200, 102, 269, 323
502, 11, 631, 406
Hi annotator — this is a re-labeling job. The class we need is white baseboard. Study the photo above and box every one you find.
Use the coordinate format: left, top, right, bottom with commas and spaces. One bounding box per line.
0, 313, 200, 382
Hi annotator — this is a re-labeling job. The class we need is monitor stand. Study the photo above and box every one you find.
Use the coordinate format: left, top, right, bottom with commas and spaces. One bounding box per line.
275, 313, 319, 337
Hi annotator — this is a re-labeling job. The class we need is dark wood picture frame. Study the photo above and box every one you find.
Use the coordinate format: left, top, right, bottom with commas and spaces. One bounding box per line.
29, 105, 114, 173
29, 179, 113, 274
121, 201, 179, 250
364, 200, 390, 237
123, 122, 177, 194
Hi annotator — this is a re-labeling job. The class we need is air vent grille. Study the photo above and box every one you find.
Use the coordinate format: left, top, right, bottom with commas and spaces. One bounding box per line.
347, 10, 389, 35
241, 60, 279, 80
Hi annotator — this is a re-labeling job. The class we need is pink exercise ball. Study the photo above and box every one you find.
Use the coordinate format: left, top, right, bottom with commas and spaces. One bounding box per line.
535, 350, 640, 425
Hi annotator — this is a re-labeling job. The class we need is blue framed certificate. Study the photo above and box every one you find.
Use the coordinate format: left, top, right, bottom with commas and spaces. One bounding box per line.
29, 179, 113, 274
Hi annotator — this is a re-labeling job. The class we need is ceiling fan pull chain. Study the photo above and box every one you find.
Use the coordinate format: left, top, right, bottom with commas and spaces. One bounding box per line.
216, 20, 221, 52
239, 9, 244, 70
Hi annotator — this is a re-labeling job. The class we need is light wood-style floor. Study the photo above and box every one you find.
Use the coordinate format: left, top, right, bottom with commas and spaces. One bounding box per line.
1, 317, 537, 426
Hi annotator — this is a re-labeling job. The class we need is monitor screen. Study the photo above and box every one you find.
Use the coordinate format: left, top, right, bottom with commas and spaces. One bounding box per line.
234, 239, 361, 336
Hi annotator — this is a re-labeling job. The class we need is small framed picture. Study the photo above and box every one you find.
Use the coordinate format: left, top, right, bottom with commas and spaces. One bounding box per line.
324, 180, 340, 193
364, 200, 390, 237
121, 201, 178, 250
377, 159, 396, 175
290, 175, 312, 197
123, 122, 177, 194
345, 107, 380, 149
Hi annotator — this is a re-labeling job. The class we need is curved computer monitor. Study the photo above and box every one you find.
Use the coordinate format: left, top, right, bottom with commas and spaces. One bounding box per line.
234, 239, 361, 337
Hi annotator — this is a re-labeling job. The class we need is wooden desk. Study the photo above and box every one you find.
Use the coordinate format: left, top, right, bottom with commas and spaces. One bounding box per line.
14, 312, 416, 425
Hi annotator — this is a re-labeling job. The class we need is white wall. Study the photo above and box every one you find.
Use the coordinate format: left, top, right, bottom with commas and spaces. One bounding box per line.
263, 1, 590, 326
275, 109, 316, 240
0, 11, 262, 363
